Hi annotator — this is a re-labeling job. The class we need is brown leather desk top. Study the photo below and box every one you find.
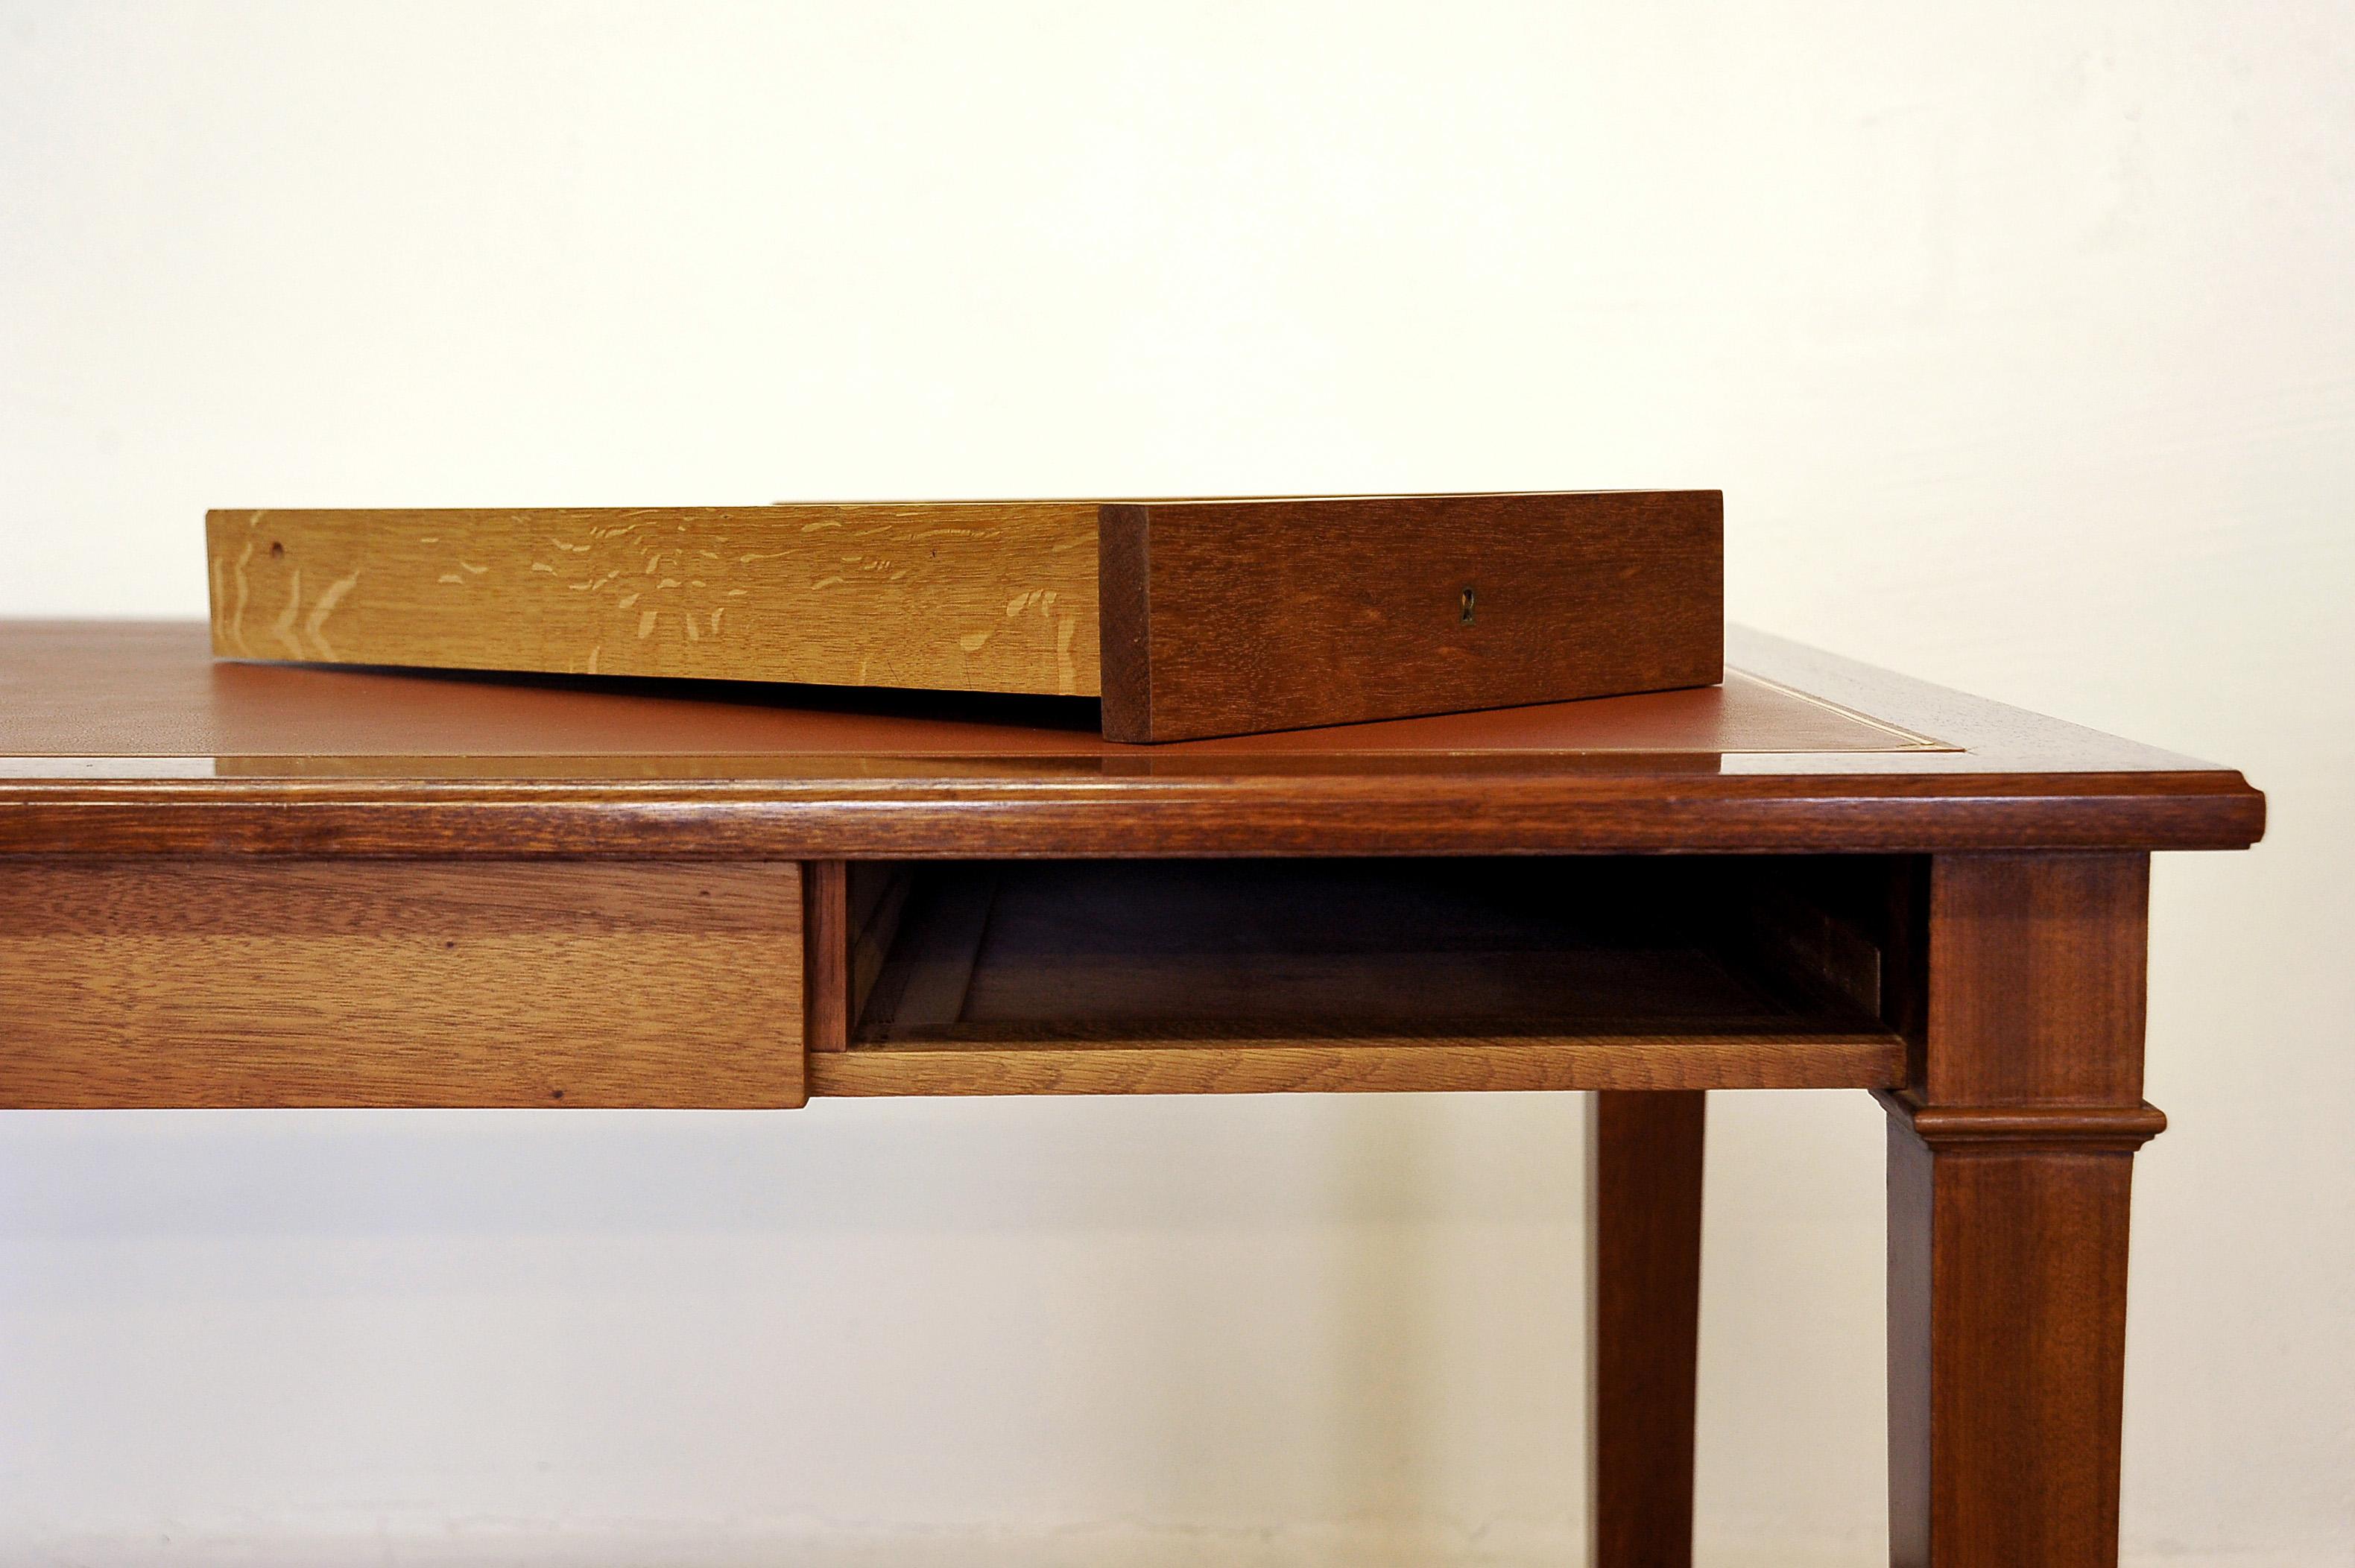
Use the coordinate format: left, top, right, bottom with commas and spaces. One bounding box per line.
1, 621, 1933, 762
0, 620, 2263, 856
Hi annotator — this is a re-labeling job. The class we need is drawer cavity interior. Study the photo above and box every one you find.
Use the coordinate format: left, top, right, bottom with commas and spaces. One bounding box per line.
807, 857, 1909, 1097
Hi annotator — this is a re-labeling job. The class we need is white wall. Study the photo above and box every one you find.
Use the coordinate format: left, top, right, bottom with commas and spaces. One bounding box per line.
1, 3, 2348, 1564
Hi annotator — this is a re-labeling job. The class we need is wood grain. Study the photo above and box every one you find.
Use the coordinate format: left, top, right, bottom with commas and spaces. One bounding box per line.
827, 859, 1906, 1094
0, 861, 803, 1108
0, 622, 2266, 859
1884, 852, 2158, 1567
1920, 851, 2150, 1104
1098, 491, 1722, 741
0, 771, 2262, 861
803, 860, 850, 1052
857, 859, 1896, 1037
1886, 1131, 2143, 1568
205, 493, 1721, 738
859, 865, 998, 1034
1590, 1090, 1707, 1568
0, 616, 2260, 1558
0, 607, 2266, 1567
805, 861, 943, 1050
848, 862, 916, 1033
809, 1035, 1899, 1096
3, 622, 1933, 761
207, 505, 1101, 695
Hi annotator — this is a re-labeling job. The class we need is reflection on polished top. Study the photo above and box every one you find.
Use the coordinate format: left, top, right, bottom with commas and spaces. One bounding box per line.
5, 621, 1934, 768
0, 619, 2263, 856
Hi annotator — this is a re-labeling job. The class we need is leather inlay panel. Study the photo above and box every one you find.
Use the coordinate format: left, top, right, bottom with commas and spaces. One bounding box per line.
0, 622, 1941, 762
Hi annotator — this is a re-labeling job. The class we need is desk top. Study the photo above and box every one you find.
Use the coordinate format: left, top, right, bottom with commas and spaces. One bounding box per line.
0, 621, 2263, 856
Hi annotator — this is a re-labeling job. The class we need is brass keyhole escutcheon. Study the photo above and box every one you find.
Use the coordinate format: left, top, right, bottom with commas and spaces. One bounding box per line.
1461, 585, 1477, 625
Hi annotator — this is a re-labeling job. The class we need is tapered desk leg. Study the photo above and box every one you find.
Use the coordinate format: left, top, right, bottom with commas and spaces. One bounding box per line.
1589, 1090, 1706, 1568
1884, 853, 2163, 1568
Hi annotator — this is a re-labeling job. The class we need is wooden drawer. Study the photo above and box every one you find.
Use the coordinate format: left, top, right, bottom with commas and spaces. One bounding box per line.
0, 861, 803, 1108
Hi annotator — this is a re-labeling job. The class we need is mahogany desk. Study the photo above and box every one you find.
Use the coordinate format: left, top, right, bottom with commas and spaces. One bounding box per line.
0, 621, 2266, 1567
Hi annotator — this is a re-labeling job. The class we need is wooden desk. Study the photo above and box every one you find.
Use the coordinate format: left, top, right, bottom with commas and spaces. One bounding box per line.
0, 620, 2265, 1567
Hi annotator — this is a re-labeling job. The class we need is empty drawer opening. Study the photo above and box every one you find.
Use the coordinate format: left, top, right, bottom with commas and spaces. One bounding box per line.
819, 858, 1906, 1096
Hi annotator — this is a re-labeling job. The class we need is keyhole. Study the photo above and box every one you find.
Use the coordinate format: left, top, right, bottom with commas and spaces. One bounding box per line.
1460, 585, 1477, 625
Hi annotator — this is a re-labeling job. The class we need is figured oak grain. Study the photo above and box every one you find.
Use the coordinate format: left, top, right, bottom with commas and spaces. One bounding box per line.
205, 493, 1722, 737
208, 505, 1101, 695
0, 860, 804, 1108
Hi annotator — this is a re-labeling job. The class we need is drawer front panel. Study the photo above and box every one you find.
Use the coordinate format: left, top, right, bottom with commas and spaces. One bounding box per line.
0, 861, 803, 1108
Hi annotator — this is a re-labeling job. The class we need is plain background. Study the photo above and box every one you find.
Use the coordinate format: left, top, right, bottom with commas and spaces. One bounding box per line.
1, 3, 2349, 1564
